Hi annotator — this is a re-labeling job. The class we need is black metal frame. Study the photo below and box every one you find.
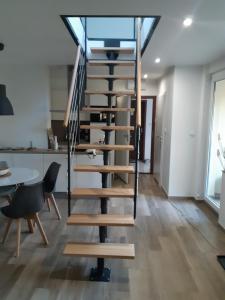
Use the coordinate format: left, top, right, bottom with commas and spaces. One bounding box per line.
89, 51, 118, 282
64, 15, 144, 282
61, 15, 160, 56
141, 16, 161, 56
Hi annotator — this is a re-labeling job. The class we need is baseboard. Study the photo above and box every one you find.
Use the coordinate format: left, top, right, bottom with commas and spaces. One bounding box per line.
168, 196, 195, 200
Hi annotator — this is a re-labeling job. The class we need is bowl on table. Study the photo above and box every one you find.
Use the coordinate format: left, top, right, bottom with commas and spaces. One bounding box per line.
0, 161, 10, 177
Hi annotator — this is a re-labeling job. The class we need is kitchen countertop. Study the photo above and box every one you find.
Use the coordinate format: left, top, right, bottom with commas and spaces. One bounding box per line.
0, 148, 67, 154
0, 148, 103, 155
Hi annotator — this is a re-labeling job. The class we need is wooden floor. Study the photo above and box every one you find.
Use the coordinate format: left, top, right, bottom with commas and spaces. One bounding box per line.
1, 174, 225, 299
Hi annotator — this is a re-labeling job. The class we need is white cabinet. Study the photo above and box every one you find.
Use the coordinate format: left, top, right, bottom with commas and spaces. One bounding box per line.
43, 154, 68, 192
90, 122, 115, 145
72, 154, 103, 188
0, 152, 103, 192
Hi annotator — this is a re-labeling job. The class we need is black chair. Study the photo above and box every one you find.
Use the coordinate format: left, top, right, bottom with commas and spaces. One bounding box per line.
43, 162, 61, 220
0, 185, 17, 201
1, 182, 48, 257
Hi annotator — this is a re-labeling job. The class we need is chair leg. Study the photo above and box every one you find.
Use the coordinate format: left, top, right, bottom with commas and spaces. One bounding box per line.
34, 213, 49, 245
2, 219, 13, 244
16, 219, 21, 257
49, 193, 61, 220
27, 219, 34, 233
46, 197, 51, 212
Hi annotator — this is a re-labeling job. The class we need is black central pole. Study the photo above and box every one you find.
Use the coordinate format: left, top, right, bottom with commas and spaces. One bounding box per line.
90, 52, 116, 282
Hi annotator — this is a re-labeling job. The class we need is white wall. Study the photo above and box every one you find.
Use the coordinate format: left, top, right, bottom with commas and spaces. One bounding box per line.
169, 66, 204, 197
155, 68, 174, 193
142, 79, 158, 96
50, 66, 68, 120
155, 66, 205, 197
0, 65, 50, 148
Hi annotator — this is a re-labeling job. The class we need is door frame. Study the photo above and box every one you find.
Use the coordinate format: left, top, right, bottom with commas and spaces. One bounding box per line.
141, 96, 156, 174
130, 95, 157, 174
204, 70, 225, 212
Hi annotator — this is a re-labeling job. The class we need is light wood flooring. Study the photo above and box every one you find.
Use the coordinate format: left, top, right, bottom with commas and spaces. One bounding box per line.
1, 175, 225, 299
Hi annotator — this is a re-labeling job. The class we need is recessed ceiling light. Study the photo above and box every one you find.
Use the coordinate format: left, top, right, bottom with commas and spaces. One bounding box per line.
155, 58, 161, 64
143, 74, 148, 79
183, 17, 193, 27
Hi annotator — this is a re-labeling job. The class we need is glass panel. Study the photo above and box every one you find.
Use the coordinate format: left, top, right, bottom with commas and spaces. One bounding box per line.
86, 17, 135, 40
207, 79, 225, 207
67, 17, 85, 49
141, 17, 156, 49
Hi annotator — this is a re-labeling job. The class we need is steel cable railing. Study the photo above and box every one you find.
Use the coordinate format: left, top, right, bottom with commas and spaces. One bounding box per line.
64, 45, 86, 216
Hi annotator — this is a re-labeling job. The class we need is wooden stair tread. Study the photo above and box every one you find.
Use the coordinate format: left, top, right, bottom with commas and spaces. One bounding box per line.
85, 90, 135, 96
71, 187, 134, 198
76, 144, 134, 151
82, 107, 135, 112
80, 125, 134, 131
63, 243, 135, 259
87, 74, 135, 80
89, 60, 135, 66
74, 165, 134, 173
91, 47, 134, 54
67, 214, 134, 226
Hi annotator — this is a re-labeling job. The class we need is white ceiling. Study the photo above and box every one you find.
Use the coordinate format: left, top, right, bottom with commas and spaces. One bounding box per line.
0, 0, 225, 79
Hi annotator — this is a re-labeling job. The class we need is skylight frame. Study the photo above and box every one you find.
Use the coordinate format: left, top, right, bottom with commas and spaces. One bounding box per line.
61, 15, 161, 55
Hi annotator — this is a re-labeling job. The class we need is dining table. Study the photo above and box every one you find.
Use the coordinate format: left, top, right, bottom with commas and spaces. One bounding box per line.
0, 167, 39, 188
0, 167, 40, 198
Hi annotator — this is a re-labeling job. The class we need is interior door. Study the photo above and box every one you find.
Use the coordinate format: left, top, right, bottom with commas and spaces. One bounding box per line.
154, 94, 165, 184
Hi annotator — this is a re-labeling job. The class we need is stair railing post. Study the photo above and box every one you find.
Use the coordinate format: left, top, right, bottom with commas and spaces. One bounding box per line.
77, 64, 81, 145
134, 17, 142, 219
84, 17, 87, 91
67, 123, 71, 216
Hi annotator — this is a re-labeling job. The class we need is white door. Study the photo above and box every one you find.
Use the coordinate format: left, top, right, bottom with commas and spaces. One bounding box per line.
154, 94, 165, 185
144, 99, 153, 160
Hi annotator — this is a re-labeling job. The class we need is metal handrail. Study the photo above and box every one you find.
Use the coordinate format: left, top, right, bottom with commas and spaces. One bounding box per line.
64, 44, 86, 216
134, 17, 142, 219
136, 17, 142, 128
64, 45, 81, 128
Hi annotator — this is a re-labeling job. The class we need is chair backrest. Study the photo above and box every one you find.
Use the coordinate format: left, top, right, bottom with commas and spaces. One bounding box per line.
5, 182, 44, 218
43, 162, 61, 193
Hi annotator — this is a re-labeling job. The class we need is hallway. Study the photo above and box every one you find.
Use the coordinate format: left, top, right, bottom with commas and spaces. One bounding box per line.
1, 175, 225, 299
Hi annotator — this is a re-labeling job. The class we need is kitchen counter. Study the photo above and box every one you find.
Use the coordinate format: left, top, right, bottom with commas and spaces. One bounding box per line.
0, 148, 67, 154
0, 148, 103, 155
0, 149, 103, 191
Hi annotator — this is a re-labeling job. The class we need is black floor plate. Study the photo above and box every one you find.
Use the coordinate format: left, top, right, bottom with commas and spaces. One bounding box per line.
89, 267, 111, 282
217, 256, 225, 269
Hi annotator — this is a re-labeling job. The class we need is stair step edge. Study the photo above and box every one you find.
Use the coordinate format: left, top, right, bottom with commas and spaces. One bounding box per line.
63, 243, 135, 259
67, 214, 135, 226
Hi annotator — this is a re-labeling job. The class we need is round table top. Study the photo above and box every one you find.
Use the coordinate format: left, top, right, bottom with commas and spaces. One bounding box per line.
0, 167, 39, 187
